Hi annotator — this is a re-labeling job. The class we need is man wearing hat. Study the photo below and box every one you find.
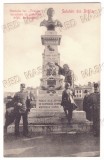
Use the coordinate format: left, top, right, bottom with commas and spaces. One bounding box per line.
13, 83, 31, 137
83, 90, 92, 121
88, 83, 100, 137
61, 83, 76, 123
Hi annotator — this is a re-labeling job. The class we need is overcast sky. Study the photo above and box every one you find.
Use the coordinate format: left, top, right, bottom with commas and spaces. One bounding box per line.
4, 3, 100, 92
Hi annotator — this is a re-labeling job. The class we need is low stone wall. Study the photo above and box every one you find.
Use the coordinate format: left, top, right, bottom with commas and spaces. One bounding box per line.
6, 110, 93, 134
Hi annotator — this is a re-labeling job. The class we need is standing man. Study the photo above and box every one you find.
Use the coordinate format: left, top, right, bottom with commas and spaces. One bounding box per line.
13, 83, 31, 137
89, 83, 100, 137
61, 83, 75, 123
83, 90, 92, 121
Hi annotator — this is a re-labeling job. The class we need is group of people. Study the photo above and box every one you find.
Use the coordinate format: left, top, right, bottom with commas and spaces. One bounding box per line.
56, 63, 100, 137
4, 83, 31, 137
61, 81, 100, 137
4, 63, 100, 138
83, 83, 100, 137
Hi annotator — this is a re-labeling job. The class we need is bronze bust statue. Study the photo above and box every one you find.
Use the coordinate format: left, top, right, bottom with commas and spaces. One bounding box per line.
40, 8, 63, 30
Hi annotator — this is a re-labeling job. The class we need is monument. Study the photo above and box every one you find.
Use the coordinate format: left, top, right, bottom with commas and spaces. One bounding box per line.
8, 8, 92, 134
36, 8, 64, 115
28, 8, 66, 126
29, 8, 92, 128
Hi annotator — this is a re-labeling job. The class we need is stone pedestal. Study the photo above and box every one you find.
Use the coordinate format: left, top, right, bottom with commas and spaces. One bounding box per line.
72, 110, 87, 122
37, 90, 63, 112
28, 89, 63, 124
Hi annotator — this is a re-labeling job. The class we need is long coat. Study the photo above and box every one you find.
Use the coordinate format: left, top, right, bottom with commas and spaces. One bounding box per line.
88, 92, 100, 132
5, 100, 16, 128
83, 95, 92, 121
5, 95, 31, 128
61, 90, 72, 110
13, 91, 31, 113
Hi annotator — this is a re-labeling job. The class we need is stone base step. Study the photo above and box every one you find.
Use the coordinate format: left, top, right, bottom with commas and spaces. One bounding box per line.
7, 122, 93, 134
28, 110, 88, 124
28, 116, 90, 125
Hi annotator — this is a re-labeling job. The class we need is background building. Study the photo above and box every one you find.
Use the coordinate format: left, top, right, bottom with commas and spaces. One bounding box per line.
74, 82, 100, 110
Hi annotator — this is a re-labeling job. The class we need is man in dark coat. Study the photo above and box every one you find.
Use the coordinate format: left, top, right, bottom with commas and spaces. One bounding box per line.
4, 96, 15, 134
83, 90, 92, 121
61, 83, 74, 123
13, 83, 31, 137
88, 83, 100, 137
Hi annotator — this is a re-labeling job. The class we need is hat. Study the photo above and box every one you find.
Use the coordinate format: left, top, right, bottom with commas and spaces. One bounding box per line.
94, 83, 99, 88
7, 96, 13, 99
20, 83, 25, 88
84, 90, 88, 93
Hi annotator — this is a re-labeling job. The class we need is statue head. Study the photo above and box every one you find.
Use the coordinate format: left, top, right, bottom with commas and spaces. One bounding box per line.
40, 8, 62, 30
47, 8, 55, 19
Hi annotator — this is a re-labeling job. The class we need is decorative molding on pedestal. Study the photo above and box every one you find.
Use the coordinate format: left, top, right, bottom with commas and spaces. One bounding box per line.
41, 35, 61, 45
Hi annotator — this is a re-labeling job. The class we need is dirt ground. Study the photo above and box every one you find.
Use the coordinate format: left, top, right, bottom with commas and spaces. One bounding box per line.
4, 132, 100, 157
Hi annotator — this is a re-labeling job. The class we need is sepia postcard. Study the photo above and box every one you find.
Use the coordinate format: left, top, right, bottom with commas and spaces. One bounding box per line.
3, 2, 102, 158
